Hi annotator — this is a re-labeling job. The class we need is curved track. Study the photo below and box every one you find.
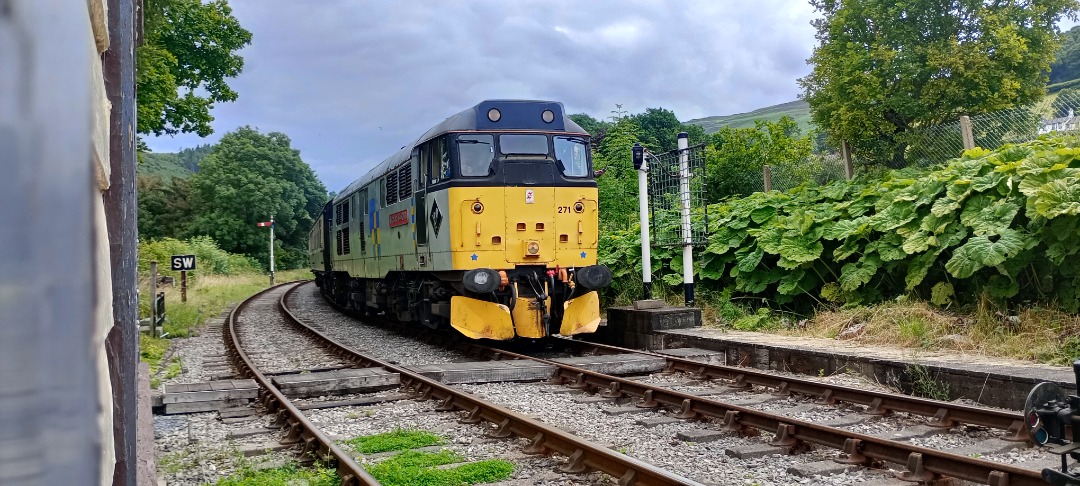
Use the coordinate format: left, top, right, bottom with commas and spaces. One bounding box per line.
302, 281, 1050, 486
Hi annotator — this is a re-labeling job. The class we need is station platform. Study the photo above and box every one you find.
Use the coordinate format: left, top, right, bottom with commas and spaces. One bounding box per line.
656, 328, 1076, 411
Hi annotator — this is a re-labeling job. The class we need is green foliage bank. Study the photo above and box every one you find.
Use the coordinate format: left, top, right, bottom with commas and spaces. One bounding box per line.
601, 135, 1080, 311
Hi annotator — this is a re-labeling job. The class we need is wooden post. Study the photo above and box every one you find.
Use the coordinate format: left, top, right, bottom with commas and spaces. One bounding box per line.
149, 262, 158, 338
181, 270, 187, 303
960, 115, 975, 150
841, 140, 854, 180
763, 165, 773, 192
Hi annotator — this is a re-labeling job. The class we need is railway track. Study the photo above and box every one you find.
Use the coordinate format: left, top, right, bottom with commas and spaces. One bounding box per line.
286, 280, 1056, 486
228, 281, 699, 485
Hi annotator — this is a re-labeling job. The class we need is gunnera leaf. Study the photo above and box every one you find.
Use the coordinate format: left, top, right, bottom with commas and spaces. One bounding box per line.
735, 246, 764, 273
838, 254, 881, 292
777, 269, 807, 295
905, 251, 937, 290
930, 281, 954, 306
984, 275, 1019, 299
777, 233, 824, 263
1033, 177, 1080, 219
823, 216, 870, 241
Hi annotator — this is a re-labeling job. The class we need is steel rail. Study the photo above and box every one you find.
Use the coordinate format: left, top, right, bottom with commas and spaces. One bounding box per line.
551, 337, 1029, 440
301, 281, 1044, 484
225, 283, 382, 486
468, 344, 1045, 486
281, 283, 701, 486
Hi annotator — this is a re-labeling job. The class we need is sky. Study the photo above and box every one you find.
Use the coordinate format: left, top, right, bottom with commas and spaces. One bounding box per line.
145, 1, 828, 191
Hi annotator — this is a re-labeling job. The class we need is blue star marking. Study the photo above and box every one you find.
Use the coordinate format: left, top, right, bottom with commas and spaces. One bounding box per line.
471, 253, 478, 261
580, 251, 587, 258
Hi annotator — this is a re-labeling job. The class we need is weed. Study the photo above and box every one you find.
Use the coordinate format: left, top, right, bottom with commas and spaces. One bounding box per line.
366, 450, 513, 486
345, 412, 360, 420
906, 364, 950, 401
214, 463, 338, 486
345, 429, 443, 454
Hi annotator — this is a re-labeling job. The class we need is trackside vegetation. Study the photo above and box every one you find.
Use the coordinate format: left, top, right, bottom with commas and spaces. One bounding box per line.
602, 134, 1080, 312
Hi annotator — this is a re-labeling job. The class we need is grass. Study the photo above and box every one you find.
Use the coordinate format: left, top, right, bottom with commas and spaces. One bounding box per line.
905, 364, 951, 401
366, 450, 513, 486
685, 99, 813, 134
345, 429, 443, 454
139, 268, 312, 387
214, 464, 338, 486
694, 294, 1080, 365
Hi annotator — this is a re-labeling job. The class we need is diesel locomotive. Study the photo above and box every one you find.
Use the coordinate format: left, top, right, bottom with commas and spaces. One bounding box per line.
308, 100, 612, 340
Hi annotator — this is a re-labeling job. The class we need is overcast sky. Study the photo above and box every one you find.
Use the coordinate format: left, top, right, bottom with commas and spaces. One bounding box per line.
142, 1, 829, 191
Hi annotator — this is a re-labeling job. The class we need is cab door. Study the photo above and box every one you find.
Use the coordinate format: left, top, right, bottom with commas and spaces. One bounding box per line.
414, 145, 431, 268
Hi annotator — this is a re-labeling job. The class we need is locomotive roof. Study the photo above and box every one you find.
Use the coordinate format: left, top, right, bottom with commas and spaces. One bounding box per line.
333, 100, 587, 202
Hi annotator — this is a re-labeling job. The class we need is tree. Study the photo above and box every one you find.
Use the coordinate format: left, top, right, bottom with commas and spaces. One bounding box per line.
138, 175, 193, 240
187, 127, 327, 268
138, 0, 252, 137
705, 117, 814, 201
626, 108, 706, 153
593, 119, 644, 231
800, 0, 1077, 167
1051, 26, 1080, 85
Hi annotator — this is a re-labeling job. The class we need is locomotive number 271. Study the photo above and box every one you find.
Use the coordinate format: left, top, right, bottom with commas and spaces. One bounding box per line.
557, 206, 571, 213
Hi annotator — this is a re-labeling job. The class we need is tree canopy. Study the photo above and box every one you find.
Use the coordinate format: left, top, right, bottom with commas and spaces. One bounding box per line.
1051, 26, 1080, 85
187, 128, 327, 268
137, 0, 252, 137
705, 117, 815, 201
800, 0, 1077, 167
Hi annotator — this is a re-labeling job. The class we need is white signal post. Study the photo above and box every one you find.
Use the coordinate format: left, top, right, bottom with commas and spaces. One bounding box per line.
269, 215, 275, 286
678, 132, 694, 307
631, 143, 652, 300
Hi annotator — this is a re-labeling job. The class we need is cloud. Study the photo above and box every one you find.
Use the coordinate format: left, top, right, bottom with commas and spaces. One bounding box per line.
146, 0, 820, 192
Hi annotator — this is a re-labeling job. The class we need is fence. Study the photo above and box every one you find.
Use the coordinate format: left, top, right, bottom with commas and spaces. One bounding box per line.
760, 89, 1080, 192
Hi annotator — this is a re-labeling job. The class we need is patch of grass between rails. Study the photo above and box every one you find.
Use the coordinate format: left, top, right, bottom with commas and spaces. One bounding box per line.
214, 463, 339, 486
366, 450, 514, 486
345, 429, 443, 454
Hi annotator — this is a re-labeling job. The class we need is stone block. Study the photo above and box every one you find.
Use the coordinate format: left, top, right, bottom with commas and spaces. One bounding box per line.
606, 306, 702, 334
724, 443, 788, 459
633, 299, 666, 310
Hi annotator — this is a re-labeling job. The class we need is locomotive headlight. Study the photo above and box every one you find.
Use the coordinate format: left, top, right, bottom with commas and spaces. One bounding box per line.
463, 268, 501, 294
542, 110, 555, 123
574, 202, 584, 213
487, 108, 502, 122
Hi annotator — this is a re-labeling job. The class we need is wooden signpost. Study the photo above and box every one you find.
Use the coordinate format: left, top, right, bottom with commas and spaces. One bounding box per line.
171, 254, 196, 302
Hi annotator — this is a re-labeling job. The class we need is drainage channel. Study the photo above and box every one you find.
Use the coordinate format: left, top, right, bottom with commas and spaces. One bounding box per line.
277, 283, 701, 486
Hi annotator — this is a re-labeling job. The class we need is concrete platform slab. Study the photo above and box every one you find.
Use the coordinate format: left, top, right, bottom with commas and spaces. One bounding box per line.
272, 368, 399, 398
660, 328, 1075, 410
551, 353, 666, 375
407, 360, 555, 384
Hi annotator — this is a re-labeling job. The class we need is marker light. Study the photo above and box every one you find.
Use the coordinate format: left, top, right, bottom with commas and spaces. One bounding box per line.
488, 108, 501, 122
1027, 410, 1041, 428
527, 241, 540, 255
542, 110, 555, 123
1033, 427, 1050, 445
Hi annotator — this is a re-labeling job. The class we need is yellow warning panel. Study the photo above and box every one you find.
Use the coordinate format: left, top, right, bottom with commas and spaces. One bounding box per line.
511, 297, 548, 339
450, 296, 515, 340
560, 291, 602, 336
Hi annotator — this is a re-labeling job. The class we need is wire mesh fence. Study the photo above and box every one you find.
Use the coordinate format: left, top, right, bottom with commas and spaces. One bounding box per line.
648, 143, 708, 247
764, 153, 848, 193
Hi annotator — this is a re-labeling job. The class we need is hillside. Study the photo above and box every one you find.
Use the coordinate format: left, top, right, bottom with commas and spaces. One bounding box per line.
685, 99, 813, 134
138, 144, 213, 181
